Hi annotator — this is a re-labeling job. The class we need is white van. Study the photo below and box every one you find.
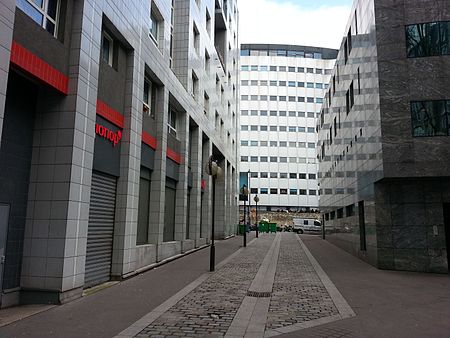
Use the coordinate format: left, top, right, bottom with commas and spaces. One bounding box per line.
292, 218, 322, 234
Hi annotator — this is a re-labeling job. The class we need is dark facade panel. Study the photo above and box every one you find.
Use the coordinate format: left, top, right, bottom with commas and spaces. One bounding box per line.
166, 158, 179, 181
97, 46, 128, 115
13, 1, 74, 75
141, 144, 155, 171
0, 72, 37, 289
92, 116, 121, 177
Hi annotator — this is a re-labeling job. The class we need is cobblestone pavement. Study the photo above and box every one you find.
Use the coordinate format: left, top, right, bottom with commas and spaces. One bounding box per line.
266, 233, 339, 331
135, 236, 275, 337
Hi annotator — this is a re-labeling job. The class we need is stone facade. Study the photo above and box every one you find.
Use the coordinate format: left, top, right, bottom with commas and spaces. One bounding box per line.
318, 0, 450, 273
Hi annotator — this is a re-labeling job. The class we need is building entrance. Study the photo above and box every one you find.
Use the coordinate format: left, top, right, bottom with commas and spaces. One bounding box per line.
0, 204, 9, 307
443, 203, 450, 273
85, 171, 117, 287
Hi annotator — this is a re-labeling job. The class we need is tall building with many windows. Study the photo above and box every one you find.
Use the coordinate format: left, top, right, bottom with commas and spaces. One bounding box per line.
239, 44, 337, 211
0, 0, 239, 307
318, 0, 450, 273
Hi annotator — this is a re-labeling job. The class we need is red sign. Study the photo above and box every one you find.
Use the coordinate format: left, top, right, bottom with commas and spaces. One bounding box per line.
95, 123, 122, 147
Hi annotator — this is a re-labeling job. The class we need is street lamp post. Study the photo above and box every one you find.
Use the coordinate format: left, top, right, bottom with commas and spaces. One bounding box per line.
247, 170, 251, 234
206, 156, 222, 272
254, 195, 259, 238
241, 184, 249, 247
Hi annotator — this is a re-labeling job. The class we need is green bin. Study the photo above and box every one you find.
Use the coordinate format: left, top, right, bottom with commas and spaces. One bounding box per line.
239, 224, 245, 235
269, 223, 277, 233
258, 222, 267, 233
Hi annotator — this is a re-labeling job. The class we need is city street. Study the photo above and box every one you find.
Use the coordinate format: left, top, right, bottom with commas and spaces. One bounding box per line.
1, 232, 449, 338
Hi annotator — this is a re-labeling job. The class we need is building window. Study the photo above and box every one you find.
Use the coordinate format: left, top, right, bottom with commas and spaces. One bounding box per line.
143, 77, 157, 118
280, 189, 288, 195
290, 189, 297, 195
17, 0, 60, 37
406, 21, 443, 58
261, 188, 268, 194
270, 188, 278, 195
193, 23, 200, 54
279, 173, 287, 178
168, 106, 177, 137
346, 204, 355, 217
411, 100, 449, 137
150, 4, 162, 45
270, 173, 277, 178
204, 92, 209, 114
261, 172, 268, 178
192, 71, 199, 100
101, 31, 114, 66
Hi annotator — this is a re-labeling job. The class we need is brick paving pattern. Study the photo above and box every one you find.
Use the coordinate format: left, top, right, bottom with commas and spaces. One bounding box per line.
266, 233, 339, 330
135, 236, 275, 337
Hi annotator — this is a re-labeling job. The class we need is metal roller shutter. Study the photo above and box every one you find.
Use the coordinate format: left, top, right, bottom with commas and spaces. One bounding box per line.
85, 171, 117, 288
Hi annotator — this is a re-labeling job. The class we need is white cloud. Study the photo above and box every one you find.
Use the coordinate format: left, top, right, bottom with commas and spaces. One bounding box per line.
238, 0, 352, 49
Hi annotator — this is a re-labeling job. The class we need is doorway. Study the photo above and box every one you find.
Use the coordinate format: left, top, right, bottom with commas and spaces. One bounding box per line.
358, 201, 366, 251
0, 204, 10, 307
443, 203, 450, 273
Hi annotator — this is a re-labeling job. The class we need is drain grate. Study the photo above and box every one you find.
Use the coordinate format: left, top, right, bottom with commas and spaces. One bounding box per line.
247, 291, 272, 298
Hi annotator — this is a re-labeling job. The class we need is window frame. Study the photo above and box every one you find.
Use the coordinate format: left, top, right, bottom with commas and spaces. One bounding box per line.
17, 0, 61, 38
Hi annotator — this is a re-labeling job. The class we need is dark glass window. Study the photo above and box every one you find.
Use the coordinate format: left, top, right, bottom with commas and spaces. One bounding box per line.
270, 188, 278, 194
411, 100, 448, 137
261, 188, 268, 194
406, 22, 441, 57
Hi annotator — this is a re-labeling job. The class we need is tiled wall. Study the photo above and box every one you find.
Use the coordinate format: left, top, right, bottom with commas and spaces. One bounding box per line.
0, 0, 240, 304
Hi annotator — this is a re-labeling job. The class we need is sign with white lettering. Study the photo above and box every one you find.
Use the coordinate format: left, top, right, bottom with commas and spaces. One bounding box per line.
95, 123, 122, 147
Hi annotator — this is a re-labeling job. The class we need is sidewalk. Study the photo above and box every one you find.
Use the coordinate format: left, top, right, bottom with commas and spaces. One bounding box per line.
114, 233, 354, 337
1, 232, 450, 338
281, 236, 450, 338
0, 233, 254, 338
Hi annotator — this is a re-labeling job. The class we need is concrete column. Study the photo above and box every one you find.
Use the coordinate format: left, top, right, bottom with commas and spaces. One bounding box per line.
201, 138, 212, 244
226, 161, 232, 237
214, 158, 227, 239
0, 0, 15, 143
20, 0, 101, 302
188, 126, 202, 247
111, 51, 142, 278
148, 86, 169, 258
232, 166, 238, 233
175, 111, 188, 245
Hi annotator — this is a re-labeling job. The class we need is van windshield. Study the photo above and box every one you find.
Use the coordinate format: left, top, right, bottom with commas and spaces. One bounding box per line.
314, 220, 321, 227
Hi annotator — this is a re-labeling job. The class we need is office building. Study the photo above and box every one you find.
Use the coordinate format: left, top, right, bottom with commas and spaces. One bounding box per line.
239, 44, 337, 211
0, 0, 239, 307
318, 0, 450, 273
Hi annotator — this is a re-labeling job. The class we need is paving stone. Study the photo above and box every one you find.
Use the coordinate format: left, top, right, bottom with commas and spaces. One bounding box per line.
134, 236, 275, 337
266, 233, 339, 330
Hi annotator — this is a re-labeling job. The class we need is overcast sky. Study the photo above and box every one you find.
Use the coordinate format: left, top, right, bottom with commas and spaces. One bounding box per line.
238, 0, 354, 49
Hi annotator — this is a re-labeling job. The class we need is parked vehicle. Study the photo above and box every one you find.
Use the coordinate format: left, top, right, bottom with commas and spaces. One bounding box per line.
292, 218, 322, 234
